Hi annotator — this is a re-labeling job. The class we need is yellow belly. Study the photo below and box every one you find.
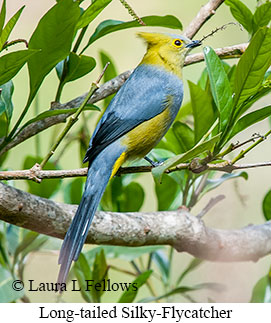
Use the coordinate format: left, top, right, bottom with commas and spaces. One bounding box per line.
110, 107, 172, 178
122, 107, 172, 159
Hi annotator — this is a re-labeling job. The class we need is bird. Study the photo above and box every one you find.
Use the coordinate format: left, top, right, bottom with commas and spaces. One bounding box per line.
57, 32, 201, 286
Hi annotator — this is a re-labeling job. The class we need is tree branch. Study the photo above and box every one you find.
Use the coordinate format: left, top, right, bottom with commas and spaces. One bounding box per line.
0, 70, 132, 157
184, 0, 225, 39
0, 182, 270, 262
0, 43, 248, 158
0, 160, 270, 181
185, 43, 248, 64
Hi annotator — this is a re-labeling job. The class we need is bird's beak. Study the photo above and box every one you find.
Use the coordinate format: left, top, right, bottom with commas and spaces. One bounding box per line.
185, 40, 201, 48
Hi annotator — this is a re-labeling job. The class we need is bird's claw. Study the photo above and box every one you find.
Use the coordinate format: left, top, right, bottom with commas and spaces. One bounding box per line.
144, 156, 163, 167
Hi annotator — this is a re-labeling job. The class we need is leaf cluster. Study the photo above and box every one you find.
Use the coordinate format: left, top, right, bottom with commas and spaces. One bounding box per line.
152, 21, 271, 208
0, 223, 51, 302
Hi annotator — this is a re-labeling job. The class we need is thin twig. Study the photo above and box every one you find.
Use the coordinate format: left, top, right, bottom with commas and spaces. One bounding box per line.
1, 161, 271, 181
182, 172, 192, 207
96, 62, 111, 84
188, 173, 209, 208
184, 43, 248, 65
197, 195, 225, 218
199, 22, 243, 43
147, 252, 154, 270
130, 260, 141, 274
53, 134, 78, 166
119, 0, 146, 26
231, 133, 264, 150
216, 133, 264, 158
109, 265, 137, 277
184, 0, 225, 39
39, 63, 110, 169
231, 130, 271, 164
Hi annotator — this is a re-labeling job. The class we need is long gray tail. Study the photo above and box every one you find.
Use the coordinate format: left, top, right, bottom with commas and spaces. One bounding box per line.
57, 144, 124, 286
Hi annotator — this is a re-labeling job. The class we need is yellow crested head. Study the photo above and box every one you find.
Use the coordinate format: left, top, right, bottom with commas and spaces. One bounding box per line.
137, 32, 200, 78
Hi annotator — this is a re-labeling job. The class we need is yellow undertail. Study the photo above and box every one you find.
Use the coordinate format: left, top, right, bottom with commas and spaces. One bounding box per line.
110, 152, 127, 179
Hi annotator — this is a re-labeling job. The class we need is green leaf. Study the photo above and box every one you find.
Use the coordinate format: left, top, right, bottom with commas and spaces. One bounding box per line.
188, 81, 215, 143
141, 286, 199, 302
19, 105, 100, 135
235, 87, 271, 121
233, 27, 271, 117
75, 253, 92, 281
0, 5, 24, 51
252, 2, 271, 34
0, 109, 8, 137
3, 226, 46, 263
250, 275, 271, 303
176, 258, 204, 285
203, 46, 233, 132
118, 270, 152, 303
76, 0, 112, 29
153, 250, 169, 283
155, 174, 179, 211
230, 106, 271, 139
74, 253, 93, 302
38, 236, 61, 251
99, 50, 118, 108
0, 241, 7, 268
13, 231, 39, 266
20, 235, 48, 260
140, 285, 215, 303
202, 171, 248, 196
101, 177, 144, 212
225, 0, 253, 33
119, 182, 145, 212
0, 49, 38, 85
141, 283, 223, 302
0, 229, 8, 268
84, 245, 164, 262
172, 121, 194, 152
27, 0, 80, 104
92, 249, 107, 281
81, 15, 183, 52
156, 128, 184, 154
63, 53, 96, 83
262, 190, 271, 221
101, 176, 122, 212
0, 80, 13, 124
75, 249, 109, 302
99, 181, 114, 211
177, 101, 193, 121
0, 267, 24, 302
64, 178, 84, 205
197, 67, 209, 90
91, 249, 108, 302
228, 64, 237, 90
152, 134, 221, 183
149, 286, 205, 302
23, 156, 61, 198
5, 225, 21, 255
0, 0, 6, 34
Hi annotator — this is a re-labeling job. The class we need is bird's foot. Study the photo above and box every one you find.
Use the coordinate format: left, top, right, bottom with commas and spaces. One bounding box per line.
144, 156, 163, 167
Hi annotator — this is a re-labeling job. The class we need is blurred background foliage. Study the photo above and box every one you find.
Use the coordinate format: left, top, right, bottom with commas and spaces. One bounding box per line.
0, 0, 270, 302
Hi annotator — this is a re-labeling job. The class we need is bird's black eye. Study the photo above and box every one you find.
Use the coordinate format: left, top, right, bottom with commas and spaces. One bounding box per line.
173, 39, 182, 47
